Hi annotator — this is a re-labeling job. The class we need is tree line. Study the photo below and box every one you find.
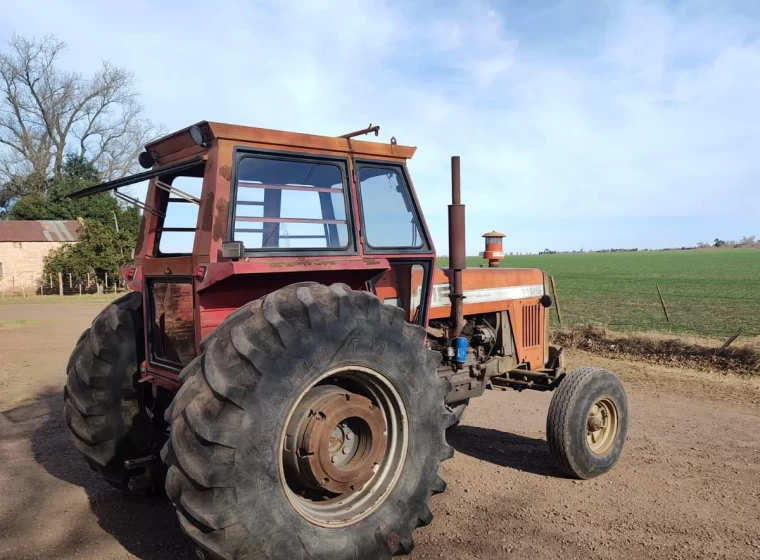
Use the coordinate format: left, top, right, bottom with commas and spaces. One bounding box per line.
0, 33, 161, 282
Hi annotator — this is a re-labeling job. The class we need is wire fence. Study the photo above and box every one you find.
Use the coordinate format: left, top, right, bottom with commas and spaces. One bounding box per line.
546, 275, 759, 339
1, 269, 757, 340
0, 271, 126, 298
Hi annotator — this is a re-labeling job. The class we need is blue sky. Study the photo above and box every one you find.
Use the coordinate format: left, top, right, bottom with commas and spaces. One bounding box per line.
2, 0, 759, 254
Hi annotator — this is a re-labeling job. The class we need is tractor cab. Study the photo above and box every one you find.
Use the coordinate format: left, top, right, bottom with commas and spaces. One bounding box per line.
72, 122, 439, 374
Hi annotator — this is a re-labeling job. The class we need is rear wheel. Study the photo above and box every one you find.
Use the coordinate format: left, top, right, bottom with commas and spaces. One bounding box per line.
162, 283, 454, 559
546, 367, 628, 479
63, 292, 159, 489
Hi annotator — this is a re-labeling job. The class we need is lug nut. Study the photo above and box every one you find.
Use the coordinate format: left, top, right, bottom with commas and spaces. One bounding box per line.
342, 447, 349, 454
331, 455, 338, 463
345, 432, 353, 441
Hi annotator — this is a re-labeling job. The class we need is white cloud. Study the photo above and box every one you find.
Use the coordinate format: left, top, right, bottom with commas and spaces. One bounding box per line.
1, 0, 758, 253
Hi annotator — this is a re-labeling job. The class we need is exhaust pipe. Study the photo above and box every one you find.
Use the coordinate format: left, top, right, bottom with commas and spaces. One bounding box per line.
448, 156, 466, 338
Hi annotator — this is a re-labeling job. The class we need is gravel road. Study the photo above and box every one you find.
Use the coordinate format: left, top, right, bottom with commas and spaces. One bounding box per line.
1, 301, 759, 560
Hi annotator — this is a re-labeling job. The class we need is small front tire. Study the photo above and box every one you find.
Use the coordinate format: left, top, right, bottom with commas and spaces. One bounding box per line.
546, 367, 628, 479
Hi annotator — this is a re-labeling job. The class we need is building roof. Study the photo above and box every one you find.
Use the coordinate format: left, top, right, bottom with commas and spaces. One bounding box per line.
0, 220, 80, 242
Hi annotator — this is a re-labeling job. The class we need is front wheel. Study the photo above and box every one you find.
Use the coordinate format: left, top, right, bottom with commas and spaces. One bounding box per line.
162, 283, 455, 559
546, 367, 628, 479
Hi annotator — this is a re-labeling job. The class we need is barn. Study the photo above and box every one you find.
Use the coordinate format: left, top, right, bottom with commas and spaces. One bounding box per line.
0, 220, 80, 294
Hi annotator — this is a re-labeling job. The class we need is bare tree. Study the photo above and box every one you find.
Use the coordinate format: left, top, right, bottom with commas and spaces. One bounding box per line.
0, 34, 161, 192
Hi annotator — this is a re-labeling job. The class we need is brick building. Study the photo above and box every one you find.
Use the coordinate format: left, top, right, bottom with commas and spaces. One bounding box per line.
0, 220, 80, 294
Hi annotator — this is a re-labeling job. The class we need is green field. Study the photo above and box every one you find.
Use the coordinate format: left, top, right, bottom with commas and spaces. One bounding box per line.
440, 249, 760, 337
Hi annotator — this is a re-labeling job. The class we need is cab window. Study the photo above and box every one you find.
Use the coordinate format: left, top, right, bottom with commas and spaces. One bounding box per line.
232, 155, 350, 250
357, 166, 423, 249
155, 164, 205, 256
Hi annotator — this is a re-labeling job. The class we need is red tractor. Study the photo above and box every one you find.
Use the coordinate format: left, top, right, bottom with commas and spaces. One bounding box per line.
65, 122, 628, 559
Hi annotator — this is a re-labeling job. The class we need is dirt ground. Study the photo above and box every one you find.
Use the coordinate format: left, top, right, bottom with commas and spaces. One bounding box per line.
1, 301, 759, 560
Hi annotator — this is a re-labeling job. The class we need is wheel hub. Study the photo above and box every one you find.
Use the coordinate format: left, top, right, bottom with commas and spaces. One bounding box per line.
284, 385, 387, 494
586, 398, 619, 455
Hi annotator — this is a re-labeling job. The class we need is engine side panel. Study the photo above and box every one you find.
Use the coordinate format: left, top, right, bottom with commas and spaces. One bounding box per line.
375, 266, 549, 371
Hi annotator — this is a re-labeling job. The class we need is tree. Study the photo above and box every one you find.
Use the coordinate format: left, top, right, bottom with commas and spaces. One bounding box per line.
0, 33, 160, 201
5, 154, 140, 232
740, 235, 757, 246
713, 238, 726, 248
43, 217, 135, 283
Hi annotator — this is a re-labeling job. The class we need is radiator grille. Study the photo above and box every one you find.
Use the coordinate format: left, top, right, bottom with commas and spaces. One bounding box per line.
522, 303, 541, 348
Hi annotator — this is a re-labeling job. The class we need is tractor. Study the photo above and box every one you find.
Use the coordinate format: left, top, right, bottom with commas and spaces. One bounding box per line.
64, 122, 628, 559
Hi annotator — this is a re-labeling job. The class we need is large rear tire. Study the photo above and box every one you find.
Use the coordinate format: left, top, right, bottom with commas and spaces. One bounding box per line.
63, 291, 154, 488
162, 282, 455, 560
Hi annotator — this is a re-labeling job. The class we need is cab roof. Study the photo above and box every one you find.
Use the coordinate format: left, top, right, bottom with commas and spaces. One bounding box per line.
145, 121, 417, 163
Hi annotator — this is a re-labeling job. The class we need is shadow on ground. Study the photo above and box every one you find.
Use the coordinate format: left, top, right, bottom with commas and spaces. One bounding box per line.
447, 424, 565, 478
3, 391, 195, 560
3, 392, 561, 559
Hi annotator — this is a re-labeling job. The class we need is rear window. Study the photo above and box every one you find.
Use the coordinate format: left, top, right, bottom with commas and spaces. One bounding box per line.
232, 156, 350, 250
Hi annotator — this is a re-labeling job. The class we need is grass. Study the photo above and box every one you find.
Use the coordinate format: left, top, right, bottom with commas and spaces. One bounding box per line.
0, 318, 59, 330
440, 249, 760, 337
0, 293, 121, 305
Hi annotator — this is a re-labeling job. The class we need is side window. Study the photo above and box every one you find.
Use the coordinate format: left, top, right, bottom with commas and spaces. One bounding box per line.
150, 281, 195, 368
357, 167, 423, 248
370, 263, 430, 324
157, 172, 203, 255
233, 156, 349, 250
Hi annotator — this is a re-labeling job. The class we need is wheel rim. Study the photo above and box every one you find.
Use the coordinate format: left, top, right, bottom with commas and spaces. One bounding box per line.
586, 397, 618, 455
279, 366, 409, 527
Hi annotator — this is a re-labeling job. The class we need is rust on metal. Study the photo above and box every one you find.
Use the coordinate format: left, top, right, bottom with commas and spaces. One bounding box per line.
339, 124, 380, 139
218, 164, 232, 181
145, 121, 417, 161
481, 231, 506, 268
288, 386, 386, 494
448, 156, 466, 338
212, 198, 229, 241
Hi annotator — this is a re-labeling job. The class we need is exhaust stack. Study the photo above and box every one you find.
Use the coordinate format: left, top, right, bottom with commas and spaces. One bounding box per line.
448, 156, 466, 338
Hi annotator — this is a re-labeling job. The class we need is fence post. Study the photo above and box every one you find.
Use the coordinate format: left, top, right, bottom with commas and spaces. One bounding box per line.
69, 273, 72, 289
87, 272, 91, 287
655, 284, 670, 323
715, 329, 742, 356
79, 283, 82, 296
105, 272, 108, 289
58, 272, 64, 297
49, 274, 53, 289
550, 276, 563, 325
22, 286, 26, 298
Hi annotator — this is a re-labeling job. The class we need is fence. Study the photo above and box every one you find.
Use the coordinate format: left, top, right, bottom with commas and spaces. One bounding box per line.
0, 271, 126, 299
546, 275, 759, 339
1, 269, 757, 339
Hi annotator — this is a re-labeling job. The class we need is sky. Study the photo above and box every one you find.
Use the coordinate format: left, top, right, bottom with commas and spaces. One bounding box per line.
2, 0, 760, 254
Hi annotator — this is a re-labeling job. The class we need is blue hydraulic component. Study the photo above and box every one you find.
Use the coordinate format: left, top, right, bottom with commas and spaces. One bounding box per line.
453, 336, 468, 363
